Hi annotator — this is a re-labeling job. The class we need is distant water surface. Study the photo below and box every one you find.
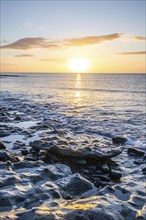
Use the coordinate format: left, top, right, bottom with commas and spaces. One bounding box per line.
1, 73, 146, 146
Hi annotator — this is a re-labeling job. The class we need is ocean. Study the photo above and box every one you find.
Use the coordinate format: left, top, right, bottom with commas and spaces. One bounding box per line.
1, 73, 146, 146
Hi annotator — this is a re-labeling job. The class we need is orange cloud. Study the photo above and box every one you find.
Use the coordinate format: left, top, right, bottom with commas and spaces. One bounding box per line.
1, 33, 145, 51
0, 33, 123, 50
65, 33, 123, 46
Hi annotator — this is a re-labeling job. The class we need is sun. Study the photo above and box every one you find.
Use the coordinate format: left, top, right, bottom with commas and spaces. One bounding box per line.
68, 57, 90, 73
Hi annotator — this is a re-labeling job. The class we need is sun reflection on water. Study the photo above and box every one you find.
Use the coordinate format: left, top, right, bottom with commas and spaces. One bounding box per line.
75, 91, 81, 98
74, 74, 83, 104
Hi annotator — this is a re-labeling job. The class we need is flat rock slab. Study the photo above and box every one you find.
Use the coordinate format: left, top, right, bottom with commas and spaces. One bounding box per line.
47, 145, 123, 161
30, 139, 123, 160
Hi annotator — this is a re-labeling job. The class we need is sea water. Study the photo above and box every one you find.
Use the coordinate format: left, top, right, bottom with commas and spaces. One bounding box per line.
1, 73, 146, 147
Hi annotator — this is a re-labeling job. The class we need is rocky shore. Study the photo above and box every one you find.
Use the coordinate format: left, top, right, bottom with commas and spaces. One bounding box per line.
0, 92, 146, 220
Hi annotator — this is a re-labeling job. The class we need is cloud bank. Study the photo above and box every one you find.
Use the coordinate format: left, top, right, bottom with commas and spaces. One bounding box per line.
1, 33, 145, 51
0, 33, 123, 50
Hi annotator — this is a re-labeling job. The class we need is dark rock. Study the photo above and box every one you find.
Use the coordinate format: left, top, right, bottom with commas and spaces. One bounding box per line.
0, 151, 12, 162
0, 193, 12, 208
95, 174, 110, 182
88, 165, 97, 171
73, 159, 87, 165
0, 130, 11, 137
0, 141, 6, 149
30, 148, 40, 154
142, 166, 146, 175
13, 156, 20, 162
101, 164, 110, 174
15, 115, 22, 120
30, 140, 54, 150
94, 178, 101, 187
21, 149, 29, 156
13, 160, 44, 170
38, 150, 47, 157
134, 159, 144, 164
100, 181, 111, 187
15, 141, 26, 147
25, 156, 38, 161
47, 145, 123, 161
128, 148, 145, 157
41, 164, 72, 181
112, 136, 127, 144
7, 161, 13, 171
109, 169, 122, 180
56, 173, 95, 199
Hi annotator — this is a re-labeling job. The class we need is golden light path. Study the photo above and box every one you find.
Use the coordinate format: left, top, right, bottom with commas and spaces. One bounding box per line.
68, 57, 90, 73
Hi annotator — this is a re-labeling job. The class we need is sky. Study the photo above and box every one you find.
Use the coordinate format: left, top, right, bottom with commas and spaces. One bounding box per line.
0, 0, 146, 73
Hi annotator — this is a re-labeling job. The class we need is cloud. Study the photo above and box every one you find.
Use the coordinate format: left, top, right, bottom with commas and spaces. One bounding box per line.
1, 62, 16, 66
1, 33, 145, 51
23, 22, 33, 28
40, 58, 65, 62
65, 33, 123, 46
0, 33, 123, 50
0, 40, 8, 44
0, 38, 48, 50
130, 35, 146, 41
118, 51, 146, 55
14, 54, 34, 57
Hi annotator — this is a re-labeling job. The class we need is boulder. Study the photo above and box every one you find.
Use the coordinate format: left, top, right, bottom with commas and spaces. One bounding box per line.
112, 136, 127, 144
47, 145, 123, 161
55, 173, 96, 199
128, 148, 145, 157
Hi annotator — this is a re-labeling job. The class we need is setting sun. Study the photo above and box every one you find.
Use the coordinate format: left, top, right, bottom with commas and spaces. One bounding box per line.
68, 57, 90, 73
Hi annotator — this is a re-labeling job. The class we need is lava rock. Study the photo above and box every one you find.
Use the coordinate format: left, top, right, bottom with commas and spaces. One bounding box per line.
128, 148, 145, 157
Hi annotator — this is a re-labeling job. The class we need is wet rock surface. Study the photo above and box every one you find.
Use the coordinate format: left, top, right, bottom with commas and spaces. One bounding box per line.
0, 141, 6, 149
128, 147, 145, 157
0, 91, 145, 220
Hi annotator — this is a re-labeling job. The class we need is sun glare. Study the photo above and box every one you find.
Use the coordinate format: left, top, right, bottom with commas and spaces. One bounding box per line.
68, 57, 90, 73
